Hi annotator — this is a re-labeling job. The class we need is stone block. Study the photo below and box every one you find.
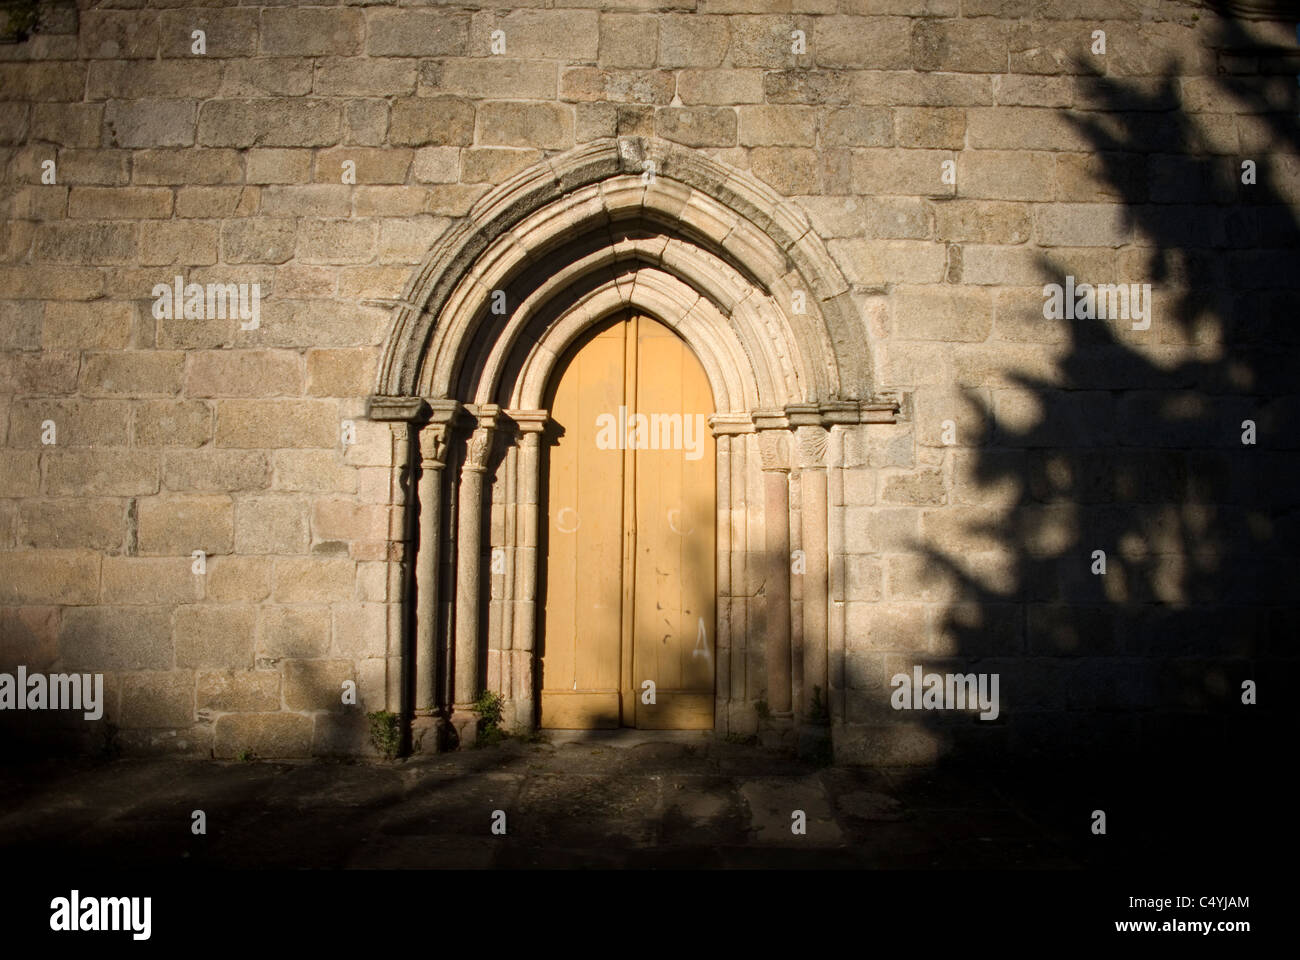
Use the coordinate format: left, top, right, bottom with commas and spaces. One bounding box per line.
273, 450, 356, 494
18, 496, 124, 548
422, 60, 556, 100
204, 556, 273, 604
234, 497, 310, 554
934, 200, 1031, 244
78, 12, 158, 59
257, 605, 331, 660
852, 148, 954, 197
0, 551, 99, 606
894, 107, 966, 149
259, 8, 364, 57
214, 713, 313, 759
103, 99, 195, 149
199, 99, 340, 148
33, 222, 137, 264
174, 604, 257, 669
331, 604, 388, 659
1035, 203, 1131, 247
220, 219, 296, 264
0, 453, 41, 498
283, 659, 355, 712
600, 14, 659, 69
272, 557, 354, 603
121, 671, 194, 728
68, 186, 173, 218
185, 350, 302, 398
44, 451, 159, 497
215, 399, 339, 449
892, 286, 992, 342
311, 500, 390, 543
655, 106, 737, 147
659, 14, 729, 68
813, 17, 912, 70
389, 98, 475, 146
198, 670, 281, 713
477, 102, 574, 150
60, 606, 172, 671
81, 352, 184, 397
750, 146, 819, 194
162, 450, 270, 493
828, 239, 946, 285
138, 222, 220, 266
137, 496, 234, 556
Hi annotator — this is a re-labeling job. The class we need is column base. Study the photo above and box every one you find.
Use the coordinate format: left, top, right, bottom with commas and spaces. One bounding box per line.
449, 706, 479, 748
410, 713, 445, 754
758, 712, 796, 751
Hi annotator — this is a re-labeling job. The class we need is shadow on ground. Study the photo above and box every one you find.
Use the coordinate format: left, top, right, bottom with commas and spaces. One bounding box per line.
1, 732, 1267, 870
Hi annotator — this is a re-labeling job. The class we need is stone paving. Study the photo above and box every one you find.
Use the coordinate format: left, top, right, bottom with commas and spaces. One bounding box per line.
0, 731, 1115, 870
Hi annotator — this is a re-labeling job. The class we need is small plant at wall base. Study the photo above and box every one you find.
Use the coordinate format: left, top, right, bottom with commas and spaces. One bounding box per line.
472, 690, 506, 747
367, 710, 401, 759
1, 0, 42, 42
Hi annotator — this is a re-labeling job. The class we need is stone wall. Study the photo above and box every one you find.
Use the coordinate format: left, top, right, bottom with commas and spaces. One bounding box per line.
1, 0, 1294, 761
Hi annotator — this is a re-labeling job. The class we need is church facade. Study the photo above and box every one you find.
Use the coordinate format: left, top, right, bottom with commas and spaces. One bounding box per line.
0, 0, 1293, 763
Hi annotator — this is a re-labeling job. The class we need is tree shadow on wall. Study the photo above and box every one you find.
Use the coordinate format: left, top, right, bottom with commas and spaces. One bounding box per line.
911, 17, 1298, 869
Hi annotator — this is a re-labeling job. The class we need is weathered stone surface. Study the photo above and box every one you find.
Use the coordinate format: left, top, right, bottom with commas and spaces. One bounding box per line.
235, 497, 310, 555
257, 605, 331, 660
214, 713, 313, 759
60, 606, 172, 671
389, 99, 475, 147
100, 557, 202, 605
44, 451, 159, 497
655, 107, 737, 147
121, 671, 195, 728
197, 670, 281, 713
174, 604, 257, 669
477, 102, 574, 150
215, 400, 339, 449
137, 496, 234, 556
283, 659, 355, 712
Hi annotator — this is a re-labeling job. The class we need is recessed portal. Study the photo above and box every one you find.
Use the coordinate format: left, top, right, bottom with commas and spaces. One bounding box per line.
539, 314, 716, 729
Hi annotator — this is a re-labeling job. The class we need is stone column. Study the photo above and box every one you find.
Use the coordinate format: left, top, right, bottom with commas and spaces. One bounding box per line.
450, 406, 499, 747
410, 401, 458, 752
508, 411, 547, 734
756, 425, 793, 728
366, 396, 429, 748
796, 424, 830, 753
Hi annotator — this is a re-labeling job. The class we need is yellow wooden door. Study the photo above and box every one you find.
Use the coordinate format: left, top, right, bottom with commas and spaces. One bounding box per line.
540, 314, 715, 729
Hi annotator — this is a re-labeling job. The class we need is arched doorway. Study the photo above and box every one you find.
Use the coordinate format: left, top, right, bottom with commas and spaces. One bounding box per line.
539, 313, 716, 729
366, 138, 899, 753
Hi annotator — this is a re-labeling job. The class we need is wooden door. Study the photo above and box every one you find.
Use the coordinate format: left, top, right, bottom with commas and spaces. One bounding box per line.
540, 314, 715, 729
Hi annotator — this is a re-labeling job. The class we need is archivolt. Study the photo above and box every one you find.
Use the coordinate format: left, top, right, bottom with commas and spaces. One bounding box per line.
374, 138, 873, 408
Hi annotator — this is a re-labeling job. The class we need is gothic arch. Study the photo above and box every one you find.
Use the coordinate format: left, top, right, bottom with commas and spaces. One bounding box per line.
368, 138, 898, 751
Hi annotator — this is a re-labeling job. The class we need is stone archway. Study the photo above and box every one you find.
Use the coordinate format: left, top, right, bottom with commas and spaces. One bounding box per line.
368, 137, 898, 751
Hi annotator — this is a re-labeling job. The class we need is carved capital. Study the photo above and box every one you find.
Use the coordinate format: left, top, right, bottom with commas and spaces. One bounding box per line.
464, 425, 496, 472
795, 425, 828, 470
419, 422, 449, 469
756, 429, 792, 473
